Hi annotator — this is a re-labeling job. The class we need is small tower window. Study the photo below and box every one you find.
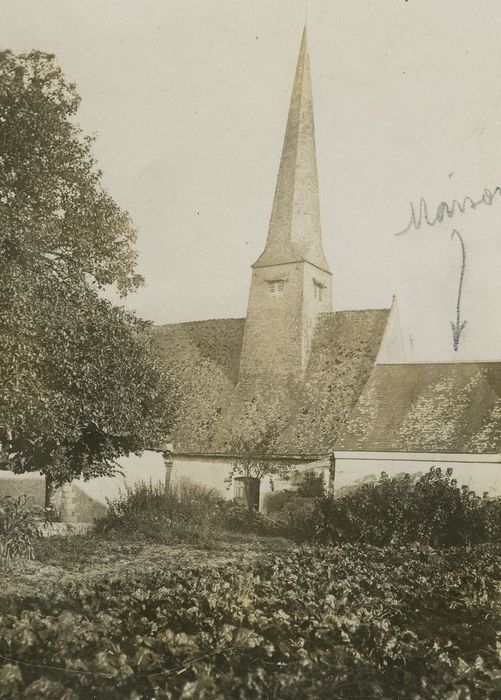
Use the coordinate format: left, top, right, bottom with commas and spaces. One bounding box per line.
313, 280, 325, 301
268, 278, 286, 294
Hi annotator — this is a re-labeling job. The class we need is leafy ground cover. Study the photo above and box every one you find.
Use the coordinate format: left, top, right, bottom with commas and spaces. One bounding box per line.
1, 537, 500, 699
2, 471, 500, 698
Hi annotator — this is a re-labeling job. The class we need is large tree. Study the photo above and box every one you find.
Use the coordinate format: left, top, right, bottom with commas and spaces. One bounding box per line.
0, 50, 175, 489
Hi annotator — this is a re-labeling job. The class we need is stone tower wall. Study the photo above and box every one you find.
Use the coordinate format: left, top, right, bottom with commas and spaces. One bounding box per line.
301, 262, 332, 367
239, 262, 304, 384
238, 261, 332, 385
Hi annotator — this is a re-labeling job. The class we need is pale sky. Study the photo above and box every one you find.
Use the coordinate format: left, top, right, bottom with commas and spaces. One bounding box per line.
5, 0, 501, 362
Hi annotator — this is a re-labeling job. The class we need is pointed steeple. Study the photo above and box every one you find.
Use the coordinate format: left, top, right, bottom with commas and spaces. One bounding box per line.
253, 28, 330, 273
239, 29, 332, 384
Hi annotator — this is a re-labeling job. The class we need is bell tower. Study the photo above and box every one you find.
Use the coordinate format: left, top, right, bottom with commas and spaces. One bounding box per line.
238, 28, 332, 386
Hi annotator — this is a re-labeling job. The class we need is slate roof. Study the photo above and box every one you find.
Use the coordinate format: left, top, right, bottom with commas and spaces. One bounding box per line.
153, 309, 389, 457
153, 318, 245, 453
252, 29, 330, 275
335, 362, 501, 454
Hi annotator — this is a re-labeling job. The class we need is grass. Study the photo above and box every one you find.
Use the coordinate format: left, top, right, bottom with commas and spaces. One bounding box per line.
1, 479, 292, 602
94, 479, 227, 546
2, 531, 293, 605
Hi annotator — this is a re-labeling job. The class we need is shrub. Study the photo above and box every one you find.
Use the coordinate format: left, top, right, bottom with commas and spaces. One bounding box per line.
292, 467, 501, 546
263, 489, 292, 514
264, 471, 325, 516
222, 501, 284, 535
295, 469, 326, 497
94, 480, 226, 546
0, 495, 42, 562
282, 494, 317, 530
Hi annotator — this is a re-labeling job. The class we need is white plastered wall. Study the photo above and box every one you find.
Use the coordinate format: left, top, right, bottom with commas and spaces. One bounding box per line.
335, 452, 501, 497
0, 451, 167, 507
171, 454, 324, 510
75, 451, 166, 505
375, 295, 406, 364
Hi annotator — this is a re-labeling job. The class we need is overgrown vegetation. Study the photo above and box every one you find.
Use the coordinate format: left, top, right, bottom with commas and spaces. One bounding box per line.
2, 469, 501, 697
222, 501, 284, 535
94, 481, 226, 547
287, 467, 501, 546
94, 480, 285, 543
296, 469, 326, 498
265, 469, 325, 517
0, 495, 42, 562
1, 543, 499, 699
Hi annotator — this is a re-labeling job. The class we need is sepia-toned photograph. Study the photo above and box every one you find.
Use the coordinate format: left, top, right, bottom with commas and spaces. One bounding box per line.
1, 1, 500, 698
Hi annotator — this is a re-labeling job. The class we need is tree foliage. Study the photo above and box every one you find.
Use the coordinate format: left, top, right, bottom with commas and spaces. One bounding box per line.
0, 50, 175, 483
224, 396, 292, 508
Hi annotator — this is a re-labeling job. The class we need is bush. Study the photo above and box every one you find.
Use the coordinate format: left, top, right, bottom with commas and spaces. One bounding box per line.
295, 469, 326, 497
0, 495, 42, 562
222, 501, 284, 535
0, 543, 499, 698
290, 467, 501, 546
264, 471, 325, 516
263, 489, 292, 514
282, 494, 317, 529
94, 480, 226, 546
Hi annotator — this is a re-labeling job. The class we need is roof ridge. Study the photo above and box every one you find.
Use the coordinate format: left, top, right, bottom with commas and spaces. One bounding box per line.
154, 317, 245, 329
375, 361, 501, 367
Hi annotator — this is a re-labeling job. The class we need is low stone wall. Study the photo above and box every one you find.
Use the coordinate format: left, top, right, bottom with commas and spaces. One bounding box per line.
39, 522, 93, 537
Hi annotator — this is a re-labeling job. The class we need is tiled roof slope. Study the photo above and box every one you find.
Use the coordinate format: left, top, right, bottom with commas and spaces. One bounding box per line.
153, 319, 245, 452
275, 310, 389, 455
335, 363, 501, 454
152, 309, 389, 457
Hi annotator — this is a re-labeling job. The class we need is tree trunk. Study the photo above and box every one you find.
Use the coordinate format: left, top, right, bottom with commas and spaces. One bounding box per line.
328, 453, 336, 496
244, 480, 253, 513
243, 477, 260, 512
45, 474, 55, 515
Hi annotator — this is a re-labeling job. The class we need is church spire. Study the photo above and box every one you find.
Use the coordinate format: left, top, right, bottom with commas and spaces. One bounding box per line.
238, 28, 332, 385
253, 27, 330, 273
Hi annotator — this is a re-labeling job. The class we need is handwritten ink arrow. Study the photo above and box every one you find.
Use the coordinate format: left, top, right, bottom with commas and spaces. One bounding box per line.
450, 229, 467, 352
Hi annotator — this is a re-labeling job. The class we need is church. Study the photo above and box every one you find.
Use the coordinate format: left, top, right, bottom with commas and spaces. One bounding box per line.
3, 29, 501, 520
146, 28, 501, 509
